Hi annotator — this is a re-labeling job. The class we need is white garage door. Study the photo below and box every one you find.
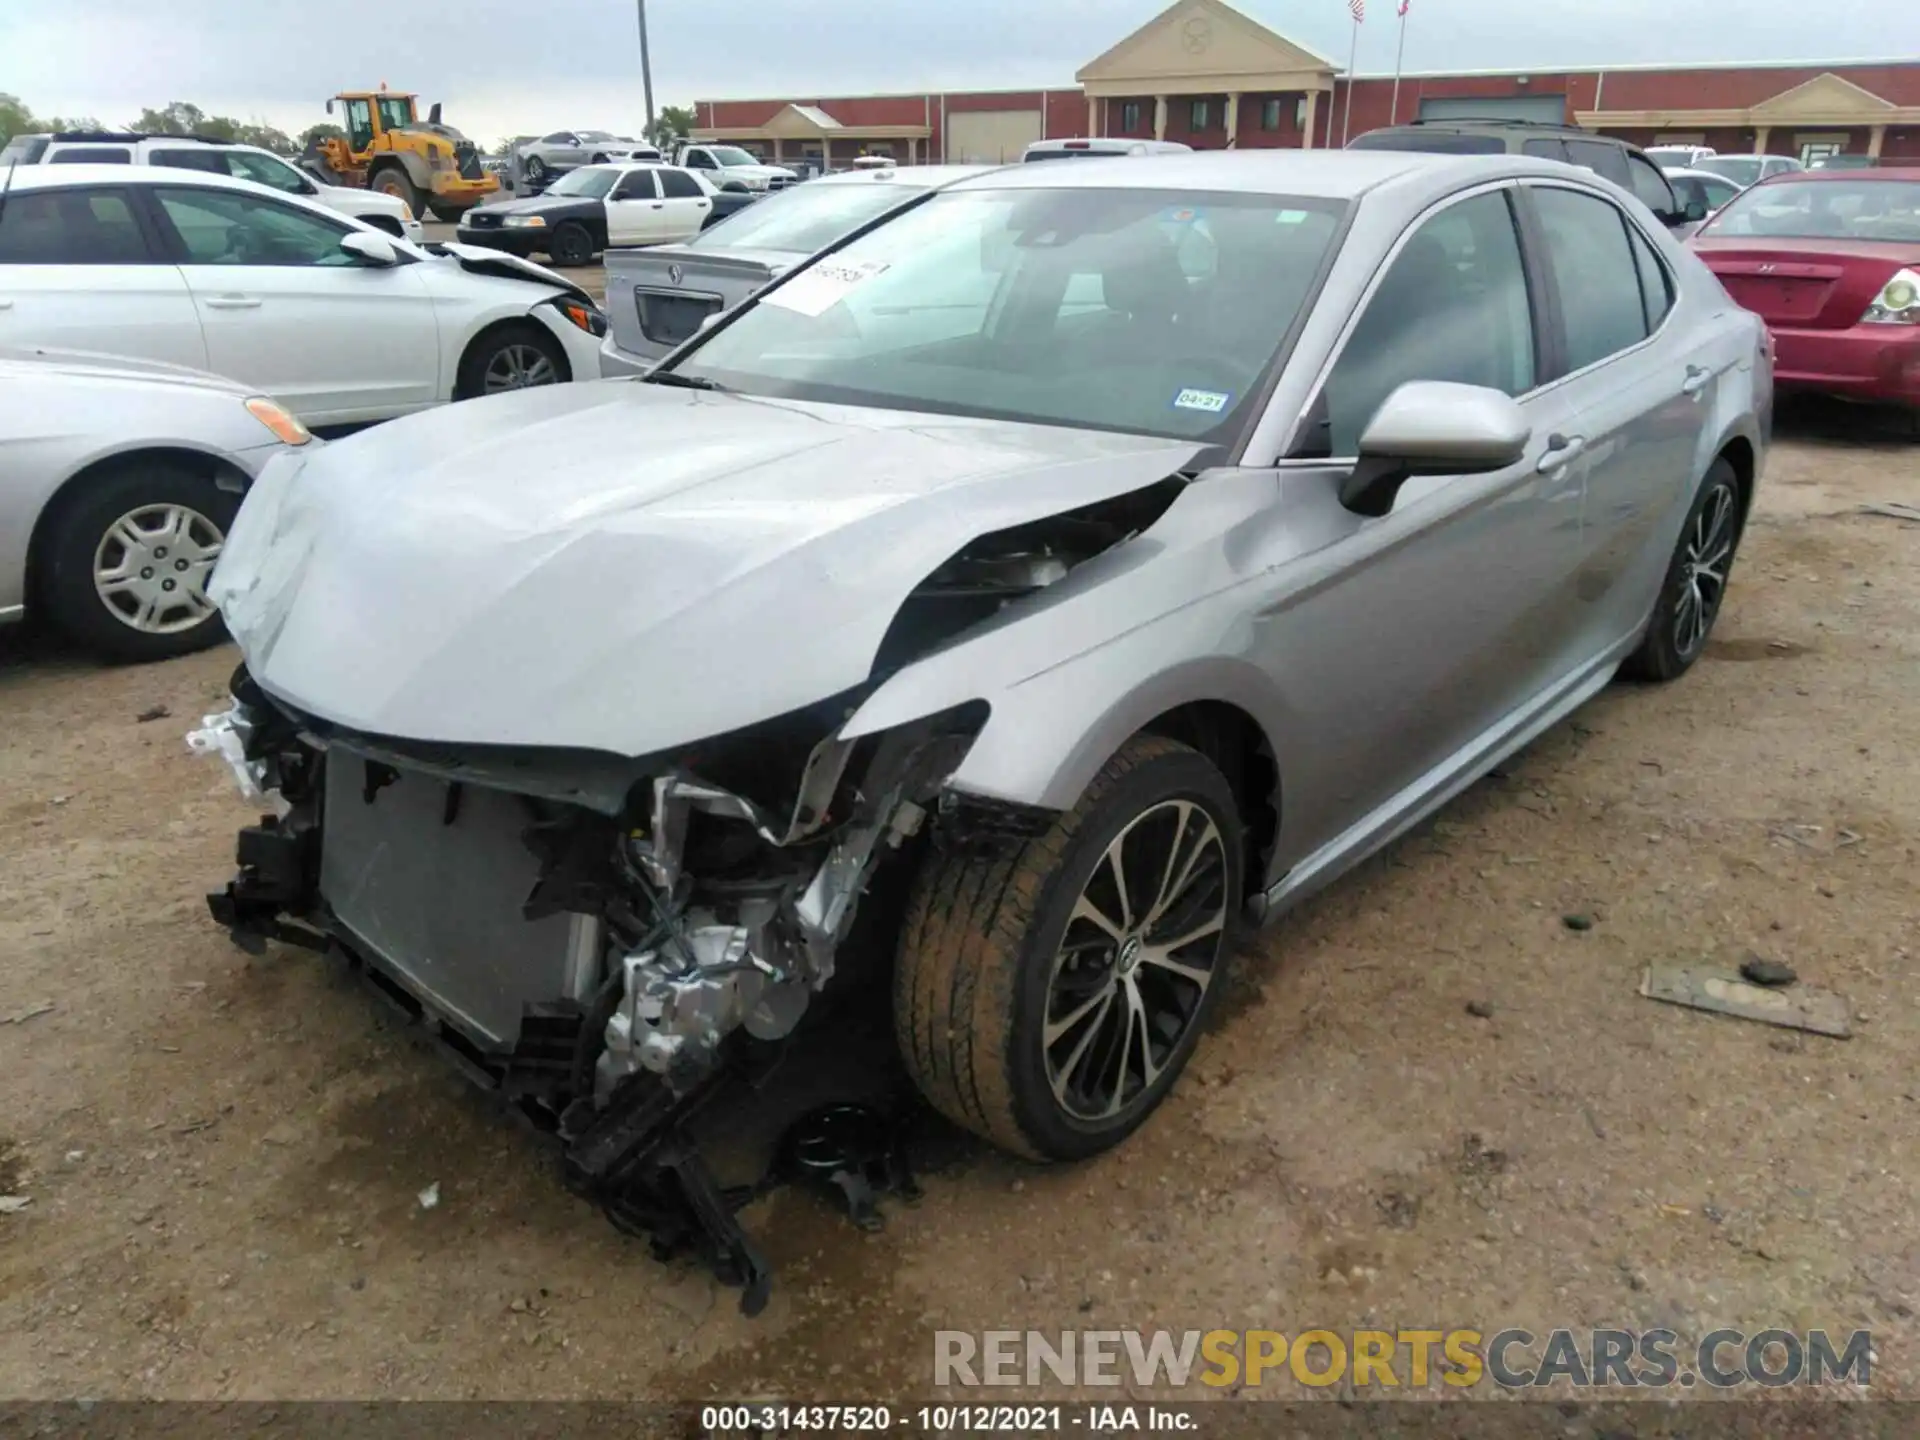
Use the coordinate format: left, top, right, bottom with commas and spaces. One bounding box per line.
1418, 95, 1569, 125
946, 109, 1043, 164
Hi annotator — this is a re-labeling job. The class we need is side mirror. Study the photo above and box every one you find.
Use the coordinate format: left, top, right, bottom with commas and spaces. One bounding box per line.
1340, 380, 1531, 517
340, 230, 399, 267
298, 177, 319, 196
1683, 197, 1709, 223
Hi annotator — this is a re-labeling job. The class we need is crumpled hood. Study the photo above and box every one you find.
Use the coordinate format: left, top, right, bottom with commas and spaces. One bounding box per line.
212, 382, 1204, 755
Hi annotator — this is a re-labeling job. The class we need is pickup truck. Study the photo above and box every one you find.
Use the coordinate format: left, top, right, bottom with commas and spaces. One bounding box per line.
598, 164, 991, 377
671, 142, 799, 192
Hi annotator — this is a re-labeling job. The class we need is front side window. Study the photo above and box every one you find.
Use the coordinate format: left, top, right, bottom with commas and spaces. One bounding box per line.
707, 145, 760, 167
228, 151, 309, 194
377, 97, 415, 133
658, 168, 703, 199
154, 187, 356, 266
1530, 186, 1649, 374
550, 166, 623, 199
1698, 179, 1920, 242
1626, 155, 1678, 215
0, 188, 149, 264
150, 148, 228, 175
672, 187, 1345, 443
1312, 189, 1535, 457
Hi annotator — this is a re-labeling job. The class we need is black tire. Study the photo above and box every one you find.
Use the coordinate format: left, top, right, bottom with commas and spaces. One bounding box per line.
589, 152, 609, 164
454, 321, 570, 399
37, 457, 240, 664
545, 220, 595, 267
1620, 457, 1745, 682
895, 735, 1244, 1162
427, 202, 467, 224
367, 164, 423, 220
523, 154, 548, 185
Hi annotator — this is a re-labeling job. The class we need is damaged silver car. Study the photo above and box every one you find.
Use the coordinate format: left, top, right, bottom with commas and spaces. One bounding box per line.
194, 150, 1770, 1311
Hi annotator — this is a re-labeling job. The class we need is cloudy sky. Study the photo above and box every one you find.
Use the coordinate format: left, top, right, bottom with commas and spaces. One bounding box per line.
5, 0, 1911, 147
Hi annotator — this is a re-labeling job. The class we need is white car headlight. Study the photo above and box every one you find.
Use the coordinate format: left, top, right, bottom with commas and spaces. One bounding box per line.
504, 215, 549, 228
1862, 268, 1920, 325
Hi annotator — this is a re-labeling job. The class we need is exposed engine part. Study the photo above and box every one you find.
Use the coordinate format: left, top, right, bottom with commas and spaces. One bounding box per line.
781, 1103, 922, 1233
186, 706, 269, 801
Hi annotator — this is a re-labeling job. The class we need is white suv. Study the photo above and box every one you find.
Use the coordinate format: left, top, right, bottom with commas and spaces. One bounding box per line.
3, 133, 425, 243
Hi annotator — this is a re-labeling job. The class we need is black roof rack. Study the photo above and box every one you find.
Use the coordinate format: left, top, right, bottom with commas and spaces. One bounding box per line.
1403, 116, 1585, 131
50, 130, 232, 145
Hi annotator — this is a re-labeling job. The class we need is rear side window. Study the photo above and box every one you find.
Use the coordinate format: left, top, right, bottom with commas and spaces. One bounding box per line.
1625, 155, 1677, 215
1523, 138, 1568, 161
48, 146, 131, 164
1565, 139, 1629, 185
1530, 186, 1649, 373
1348, 130, 1507, 154
1314, 189, 1536, 456
150, 148, 229, 175
0, 136, 50, 164
1626, 223, 1673, 333
658, 168, 704, 199
0, 188, 150, 263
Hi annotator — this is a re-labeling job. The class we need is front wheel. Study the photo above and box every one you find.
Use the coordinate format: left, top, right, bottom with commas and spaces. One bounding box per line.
895, 736, 1243, 1162
37, 458, 239, 663
455, 322, 569, 399
1620, 457, 1745, 682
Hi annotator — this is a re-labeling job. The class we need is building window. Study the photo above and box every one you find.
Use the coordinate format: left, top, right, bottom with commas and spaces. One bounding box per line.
1261, 98, 1283, 131
1191, 99, 1212, 131
1121, 101, 1142, 133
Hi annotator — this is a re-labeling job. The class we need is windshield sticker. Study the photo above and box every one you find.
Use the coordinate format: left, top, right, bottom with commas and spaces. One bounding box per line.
1276, 209, 1311, 224
762, 258, 893, 316
1163, 206, 1204, 224
1173, 387, 1231, 414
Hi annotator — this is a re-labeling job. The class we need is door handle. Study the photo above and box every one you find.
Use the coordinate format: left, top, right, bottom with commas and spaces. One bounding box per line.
650, 202, 664, 209
203, 296, 262, 310
0, 298, 13, 310
1537, 433, 1586, 472
1681, 364, 1711, 397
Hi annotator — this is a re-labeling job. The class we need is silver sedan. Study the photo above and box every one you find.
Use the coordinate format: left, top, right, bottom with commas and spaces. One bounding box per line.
0, 349, 314, 661
196, 149, 1767, 1307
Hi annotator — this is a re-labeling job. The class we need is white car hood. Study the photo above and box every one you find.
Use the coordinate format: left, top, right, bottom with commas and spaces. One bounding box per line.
211, 381, 1205, 756
421, 241, 592, 305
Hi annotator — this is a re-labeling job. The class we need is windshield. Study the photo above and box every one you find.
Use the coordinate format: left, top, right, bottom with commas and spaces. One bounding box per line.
708, 145, 760, 167
577, 130, 615, 141
546, 166, 621, 198
1699, 179, 1920, 242
687, 179, 922, 253
1696, 156, 1762, 187
669, 187, 1346, 442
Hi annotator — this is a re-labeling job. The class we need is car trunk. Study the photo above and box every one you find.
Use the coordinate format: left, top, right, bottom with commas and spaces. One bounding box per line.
602, 244, 800, 363
1692, 239, 1918, 329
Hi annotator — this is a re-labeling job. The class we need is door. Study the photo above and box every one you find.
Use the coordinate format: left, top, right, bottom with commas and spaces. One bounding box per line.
1261, 186, 1585, 866
605, 168, 664, 245
544, 132, 586, 168
654, 167, 714, 241
1521, 182, 1717, 654
144, 184, 440, 423
0, 185, 207, 370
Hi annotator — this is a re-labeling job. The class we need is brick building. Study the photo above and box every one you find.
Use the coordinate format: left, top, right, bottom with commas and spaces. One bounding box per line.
693, 0, 1920, 169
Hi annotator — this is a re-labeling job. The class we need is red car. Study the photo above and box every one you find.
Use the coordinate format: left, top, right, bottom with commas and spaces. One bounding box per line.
1689, 167, 1920, 413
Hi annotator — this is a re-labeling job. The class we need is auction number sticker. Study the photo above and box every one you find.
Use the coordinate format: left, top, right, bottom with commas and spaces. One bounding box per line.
1173, 387, 1231, 413
763, 258, 893, 316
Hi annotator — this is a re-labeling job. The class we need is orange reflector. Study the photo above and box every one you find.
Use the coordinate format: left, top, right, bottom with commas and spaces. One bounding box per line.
246, 397, 313, 446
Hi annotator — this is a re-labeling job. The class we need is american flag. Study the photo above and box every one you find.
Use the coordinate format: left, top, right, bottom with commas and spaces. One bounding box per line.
1348, 0, 1364, 19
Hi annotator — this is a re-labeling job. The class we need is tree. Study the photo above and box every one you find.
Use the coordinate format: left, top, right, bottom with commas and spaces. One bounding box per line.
648, 104, 696, 149
235, 123, 296, 154
0, 93, 37, 145
132, 101, 207, 135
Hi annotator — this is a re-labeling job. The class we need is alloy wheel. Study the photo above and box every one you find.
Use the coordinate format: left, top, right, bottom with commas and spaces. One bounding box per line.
1673, 478, 1737, 657
92, 503, 223, 635
482, 344, 558, 392
1043, 799, 1230, 1122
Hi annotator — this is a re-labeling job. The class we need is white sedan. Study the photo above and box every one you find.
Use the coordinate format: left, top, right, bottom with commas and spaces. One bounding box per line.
0, 165, 608, 427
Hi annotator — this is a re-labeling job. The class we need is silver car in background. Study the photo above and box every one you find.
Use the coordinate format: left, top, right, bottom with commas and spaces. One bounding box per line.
518, 131, 660, 185
197, 151, 1767, 1311
0, 349, 313, 661
598, 164, 996, 375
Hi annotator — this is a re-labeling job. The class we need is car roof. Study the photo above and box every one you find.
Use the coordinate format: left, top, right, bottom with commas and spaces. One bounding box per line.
944, 148, 1558, 201
810, 163, 1001, 188
4, 163, 306, 194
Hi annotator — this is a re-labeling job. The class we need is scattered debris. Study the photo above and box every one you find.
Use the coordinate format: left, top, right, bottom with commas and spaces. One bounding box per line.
1640, 964, 1851, 1039
1858, 501, 1920, 522
1458, 1133, 1510, 1178
417, 1182, 441, 1211
0, 1196, 31, 1215
1838, 829, 1863, 848
3, 1002, 55, 1025
1739, 955, 1798, 988
174, 1117, 219, 1136
1465, 999, 1496, 1020
1377, 1189, 1422, 1229
1582, 1106, 1607, 1141
49, 795, 70, 807
1766, 639, 1795, 651
135, 704, 172, 724
1562, 913, 1595, 932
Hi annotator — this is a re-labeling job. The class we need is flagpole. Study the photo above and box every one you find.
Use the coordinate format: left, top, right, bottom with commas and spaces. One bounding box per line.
1340, 15, 1359, 146
1389, 4, 1408, 125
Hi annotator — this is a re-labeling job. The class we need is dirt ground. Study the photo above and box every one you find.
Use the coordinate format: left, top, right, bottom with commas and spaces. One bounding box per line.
1, 403, 1917, 1405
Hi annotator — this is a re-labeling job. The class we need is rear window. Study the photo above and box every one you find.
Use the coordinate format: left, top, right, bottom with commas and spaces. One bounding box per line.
686, 179, 918, 254
1700, 178, 1920, 242
1348, 131, 1506, 155
48, 146, 132, 164
1, 136, 51, 165
1024, 149, 1127, 162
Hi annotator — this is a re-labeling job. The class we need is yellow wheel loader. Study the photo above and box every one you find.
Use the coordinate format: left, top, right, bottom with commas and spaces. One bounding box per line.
306, 87, 499, 223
